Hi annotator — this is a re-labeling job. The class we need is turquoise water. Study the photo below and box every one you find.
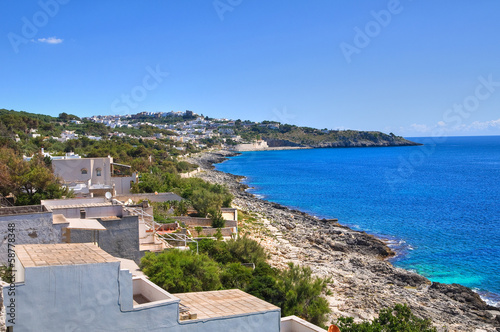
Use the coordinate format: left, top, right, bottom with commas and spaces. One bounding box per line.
216, 136, 500, 305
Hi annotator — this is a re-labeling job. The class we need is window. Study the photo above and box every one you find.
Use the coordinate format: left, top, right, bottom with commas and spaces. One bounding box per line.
81, 168, 88, 175
96, 168, 102, 176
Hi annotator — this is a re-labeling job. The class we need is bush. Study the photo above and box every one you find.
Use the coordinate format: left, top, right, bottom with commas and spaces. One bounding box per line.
140, 250, 221, 293
245, 262, 286, 307
225, 236, 267, 265
335, 304, 437, 332
194, 226, 203, 237
190, 188, 223, 217
279, 263, 331, 327
209, 209, 226, 228
143, 238, 332, 327
220, 262, 253, 289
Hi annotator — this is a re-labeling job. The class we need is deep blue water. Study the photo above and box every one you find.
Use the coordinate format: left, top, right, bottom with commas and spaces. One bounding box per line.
216, 136, 500, 306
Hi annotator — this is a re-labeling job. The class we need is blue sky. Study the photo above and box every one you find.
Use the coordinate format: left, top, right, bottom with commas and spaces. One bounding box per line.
1, 1, 500, 137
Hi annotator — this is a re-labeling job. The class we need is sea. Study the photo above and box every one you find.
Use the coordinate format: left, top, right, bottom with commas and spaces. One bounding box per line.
215, 136, 500, 306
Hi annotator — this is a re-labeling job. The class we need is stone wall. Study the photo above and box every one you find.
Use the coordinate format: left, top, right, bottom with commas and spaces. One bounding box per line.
232, 140, 269, 151
172, 216, 237, 228
199, 227, 234, 237
180, 168, 201, 178
0, 208, 60, 264
70, 216, 142, 263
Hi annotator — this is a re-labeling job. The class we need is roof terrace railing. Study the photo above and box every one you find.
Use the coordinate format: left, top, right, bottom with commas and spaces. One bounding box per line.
124, 206, 172, 250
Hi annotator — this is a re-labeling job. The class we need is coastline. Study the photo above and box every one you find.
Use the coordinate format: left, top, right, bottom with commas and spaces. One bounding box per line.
186, 149, 500, 331
228, 146, 313, 152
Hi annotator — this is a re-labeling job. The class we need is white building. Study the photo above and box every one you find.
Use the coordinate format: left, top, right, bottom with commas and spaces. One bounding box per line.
52, 156, 137, 196
3, 243, 282, 331
23, 148, 81, 162
0, 208, 327, 332
58, 130, 78, 142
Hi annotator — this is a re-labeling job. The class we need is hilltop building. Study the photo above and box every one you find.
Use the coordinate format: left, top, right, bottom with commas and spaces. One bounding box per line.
23, 148, 81, 161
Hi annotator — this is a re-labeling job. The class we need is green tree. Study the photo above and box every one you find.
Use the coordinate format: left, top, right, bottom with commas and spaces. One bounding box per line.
220, 262, 253, 289
0, 147, 71, 205
194, 226, 203, 237
279, 263, 331, 327
245, 262, 286, 308
58, 112, 70, 121
140, 250, 221, 293
209, 208, 226, 228
190, 188, 223, 217
193, 238, 233, 264
225, 236, 267, 265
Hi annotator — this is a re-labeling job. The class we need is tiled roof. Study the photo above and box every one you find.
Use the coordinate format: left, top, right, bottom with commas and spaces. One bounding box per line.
174, 289, 280, 320
16, 243, 118, 267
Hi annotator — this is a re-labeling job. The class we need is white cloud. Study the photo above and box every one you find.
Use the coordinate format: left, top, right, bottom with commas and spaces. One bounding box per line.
36, 37, 63, 44
409, 123, 431, 133
401, 117, 500, 136
467, 118, 500, 130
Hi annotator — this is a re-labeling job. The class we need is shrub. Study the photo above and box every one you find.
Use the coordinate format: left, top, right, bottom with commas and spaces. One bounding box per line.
279, 263, 331, 327
209, 209, 226, 228
245, 262, 286, 308
335, 304, 437, 332
140, 250, 221, 293
194, 226, 203, 237
143, 238, 332, 327
220, 262, 253, 289
190, 188, 223, 217
226, 236, 267, 265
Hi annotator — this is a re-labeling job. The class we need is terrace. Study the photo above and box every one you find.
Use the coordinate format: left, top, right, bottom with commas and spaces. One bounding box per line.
174, 289, 279, 321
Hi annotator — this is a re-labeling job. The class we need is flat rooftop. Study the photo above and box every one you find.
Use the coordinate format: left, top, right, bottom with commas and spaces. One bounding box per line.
16, 243, 118, 267
174, 289, 279, 320
47, 202, 114, 209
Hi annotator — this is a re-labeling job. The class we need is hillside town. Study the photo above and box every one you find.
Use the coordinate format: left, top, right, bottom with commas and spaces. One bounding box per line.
87, 111, 246, 147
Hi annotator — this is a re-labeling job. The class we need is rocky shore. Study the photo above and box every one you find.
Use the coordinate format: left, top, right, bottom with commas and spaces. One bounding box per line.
186, 150, 500, 332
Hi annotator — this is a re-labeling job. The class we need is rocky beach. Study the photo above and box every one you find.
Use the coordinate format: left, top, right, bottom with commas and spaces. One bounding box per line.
186, 150, 500, 332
